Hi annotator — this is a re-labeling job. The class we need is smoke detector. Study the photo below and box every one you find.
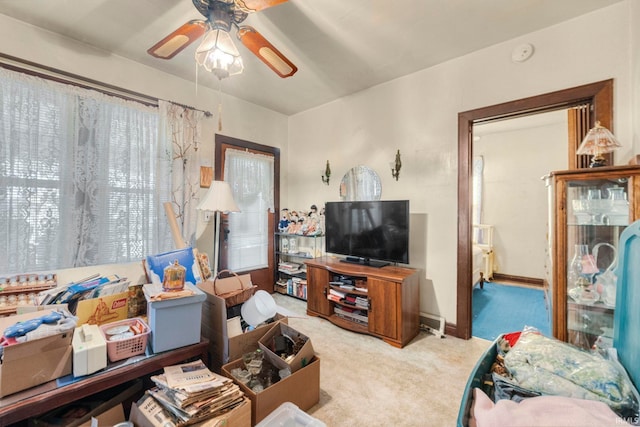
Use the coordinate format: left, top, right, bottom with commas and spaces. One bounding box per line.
511, 43, 534, 63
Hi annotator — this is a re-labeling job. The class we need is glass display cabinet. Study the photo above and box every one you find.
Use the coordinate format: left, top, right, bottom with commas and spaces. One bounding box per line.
551, 165, 640, 349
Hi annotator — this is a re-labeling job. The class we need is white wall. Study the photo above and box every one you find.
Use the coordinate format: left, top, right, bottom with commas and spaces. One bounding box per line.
286, 2, 637, 326
475, 115, 568, 280
0, 14, 289, 262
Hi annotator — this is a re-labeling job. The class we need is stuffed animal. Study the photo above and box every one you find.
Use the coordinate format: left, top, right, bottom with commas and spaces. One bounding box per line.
278, 208, 290, 232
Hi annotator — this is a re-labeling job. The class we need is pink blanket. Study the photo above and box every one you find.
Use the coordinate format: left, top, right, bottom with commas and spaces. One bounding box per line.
470, 388, 633, 427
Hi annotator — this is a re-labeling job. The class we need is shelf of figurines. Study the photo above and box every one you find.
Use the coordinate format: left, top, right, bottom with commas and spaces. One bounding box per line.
0, 273, 58, 316
278, 205, 325, 237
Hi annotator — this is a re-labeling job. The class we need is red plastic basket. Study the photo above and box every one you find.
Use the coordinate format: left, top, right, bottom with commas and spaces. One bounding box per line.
99, 317, 150, 362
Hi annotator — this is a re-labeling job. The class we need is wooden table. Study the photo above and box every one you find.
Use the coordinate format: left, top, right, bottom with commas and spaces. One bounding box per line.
0, 340, 208, 426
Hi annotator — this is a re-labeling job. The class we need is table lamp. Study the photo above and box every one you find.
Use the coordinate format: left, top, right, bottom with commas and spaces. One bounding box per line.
576, 121, 621, 167
196, 180, 240, 277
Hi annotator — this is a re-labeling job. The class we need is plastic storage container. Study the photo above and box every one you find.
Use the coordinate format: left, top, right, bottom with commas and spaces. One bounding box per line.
99, 317, 150, 362
256, 402, 326, 427
144, 282, 206, 353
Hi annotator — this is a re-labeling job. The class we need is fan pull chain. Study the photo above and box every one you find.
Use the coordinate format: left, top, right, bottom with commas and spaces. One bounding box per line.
195, 62, 199, 97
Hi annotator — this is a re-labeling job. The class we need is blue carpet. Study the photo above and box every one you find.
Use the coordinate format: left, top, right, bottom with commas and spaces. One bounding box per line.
472, 282, 551, 341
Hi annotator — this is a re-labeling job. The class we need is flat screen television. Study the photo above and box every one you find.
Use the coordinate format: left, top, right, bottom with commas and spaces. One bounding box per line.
324, 200, 409, 267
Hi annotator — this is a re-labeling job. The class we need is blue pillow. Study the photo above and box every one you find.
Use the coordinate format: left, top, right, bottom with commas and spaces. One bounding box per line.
145, 247, 202, 285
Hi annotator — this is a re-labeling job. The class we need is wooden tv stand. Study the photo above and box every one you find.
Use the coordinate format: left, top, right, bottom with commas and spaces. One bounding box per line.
305, 257, 420, 348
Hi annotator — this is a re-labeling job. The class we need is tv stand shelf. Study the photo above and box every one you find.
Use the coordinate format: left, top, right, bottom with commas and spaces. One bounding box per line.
305, 256, 420, 348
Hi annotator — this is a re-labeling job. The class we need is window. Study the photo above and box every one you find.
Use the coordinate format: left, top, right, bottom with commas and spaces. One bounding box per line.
0, 67, 171, 274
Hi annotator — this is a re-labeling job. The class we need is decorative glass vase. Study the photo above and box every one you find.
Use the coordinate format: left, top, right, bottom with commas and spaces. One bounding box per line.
163, 259, 186, 292
568, 244, 589, 288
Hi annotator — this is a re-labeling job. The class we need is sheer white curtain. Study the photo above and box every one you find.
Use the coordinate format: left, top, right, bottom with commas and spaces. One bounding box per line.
159, 101, 205, 247
224, 149, 274, 272
472, 155, 485, 241
0, 67, 172, 274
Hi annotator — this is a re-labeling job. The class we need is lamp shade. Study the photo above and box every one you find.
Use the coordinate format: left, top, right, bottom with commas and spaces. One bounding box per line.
197, 180, 240, 213
576, 121, 621, 167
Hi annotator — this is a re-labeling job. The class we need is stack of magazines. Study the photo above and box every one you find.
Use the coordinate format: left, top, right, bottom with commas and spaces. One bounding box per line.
135, 360, 245, 426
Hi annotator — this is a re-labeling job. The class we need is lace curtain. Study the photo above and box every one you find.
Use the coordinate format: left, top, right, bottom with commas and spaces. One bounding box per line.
159, 101, 205, 247
0, 67, 173, 274
472, 155, 485, 241
224, 149, 274, 272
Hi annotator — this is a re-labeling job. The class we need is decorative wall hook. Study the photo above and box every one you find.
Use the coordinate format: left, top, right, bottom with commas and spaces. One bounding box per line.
391, 150, 402, 181
321, 160, 331, 185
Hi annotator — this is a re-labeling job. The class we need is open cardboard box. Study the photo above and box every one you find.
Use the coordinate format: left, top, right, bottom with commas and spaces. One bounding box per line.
197, 280, 288, 369
78, 403, 125, 427
258, 322, 314, 373
222, 356, 320, 426
0, 310, 73, 398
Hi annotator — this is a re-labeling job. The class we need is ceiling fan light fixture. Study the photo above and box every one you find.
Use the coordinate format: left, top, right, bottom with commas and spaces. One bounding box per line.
195, 28, 244, 79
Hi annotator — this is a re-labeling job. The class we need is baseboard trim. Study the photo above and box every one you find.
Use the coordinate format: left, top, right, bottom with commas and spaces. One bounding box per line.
492, 273, 544, 288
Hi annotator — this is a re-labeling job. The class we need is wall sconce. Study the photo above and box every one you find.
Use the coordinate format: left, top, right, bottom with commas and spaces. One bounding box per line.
576, 121, 622, 167
390, 150, 402, 181
321, 160, 331, 185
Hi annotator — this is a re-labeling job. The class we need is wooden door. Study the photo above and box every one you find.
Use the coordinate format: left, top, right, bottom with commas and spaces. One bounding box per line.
368, 278, 398, 340
215, 134, 279, 293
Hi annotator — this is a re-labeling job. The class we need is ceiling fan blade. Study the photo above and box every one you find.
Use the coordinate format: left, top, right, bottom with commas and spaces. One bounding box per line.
148, 20, 207, 59
237, 26, 297, 78
235, 0, 288, 12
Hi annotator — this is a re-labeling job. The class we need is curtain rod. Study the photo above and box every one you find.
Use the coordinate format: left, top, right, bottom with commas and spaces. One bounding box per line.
0, 52, 212, 117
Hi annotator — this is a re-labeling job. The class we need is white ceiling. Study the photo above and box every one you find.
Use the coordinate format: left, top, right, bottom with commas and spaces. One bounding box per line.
0, 0, 624, 115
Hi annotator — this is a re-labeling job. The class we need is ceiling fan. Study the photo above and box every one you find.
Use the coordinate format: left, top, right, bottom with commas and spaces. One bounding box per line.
148, 0, 297, 79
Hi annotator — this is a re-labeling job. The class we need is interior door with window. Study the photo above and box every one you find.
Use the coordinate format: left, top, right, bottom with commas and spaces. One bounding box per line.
215, 134, 279, 293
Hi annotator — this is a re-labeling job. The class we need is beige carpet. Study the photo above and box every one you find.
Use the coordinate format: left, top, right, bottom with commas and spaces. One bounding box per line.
273, 294, 492, 427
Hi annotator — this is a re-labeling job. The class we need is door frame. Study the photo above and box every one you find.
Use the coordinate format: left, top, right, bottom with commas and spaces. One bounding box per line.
215, 133, 280, 293
455, 79, 613, 339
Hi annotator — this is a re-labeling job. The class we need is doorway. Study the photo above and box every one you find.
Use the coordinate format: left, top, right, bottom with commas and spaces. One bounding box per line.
470, 111, 568, 340
215, 134, 280, 293
456, 79, 614, 340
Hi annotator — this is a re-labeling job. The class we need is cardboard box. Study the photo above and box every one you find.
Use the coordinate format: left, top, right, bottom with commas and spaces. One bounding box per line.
129, 396, 251, 427
198, 280, 287, 368
144, 282, 206, 353
222, 356, 320, 426
258, 322, 314, 373
75, 291, 129, 326
78, 403, 125, 427
30, 379, 143, 427
0, 310, 73, 397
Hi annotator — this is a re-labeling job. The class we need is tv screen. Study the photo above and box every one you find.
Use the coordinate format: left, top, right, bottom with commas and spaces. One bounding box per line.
324, 200, 409, 267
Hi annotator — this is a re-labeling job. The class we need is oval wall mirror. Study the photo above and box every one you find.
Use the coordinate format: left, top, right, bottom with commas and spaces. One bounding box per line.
339, 165, 382, 201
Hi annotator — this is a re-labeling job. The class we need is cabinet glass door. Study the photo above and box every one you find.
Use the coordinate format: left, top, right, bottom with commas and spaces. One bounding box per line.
565, 177, 628, 349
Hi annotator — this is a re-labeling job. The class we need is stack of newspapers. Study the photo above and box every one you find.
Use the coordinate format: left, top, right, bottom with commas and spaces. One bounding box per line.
135, 360, 245, 426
